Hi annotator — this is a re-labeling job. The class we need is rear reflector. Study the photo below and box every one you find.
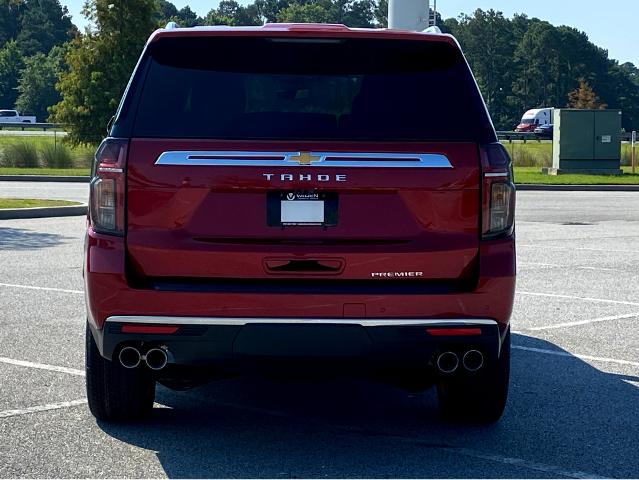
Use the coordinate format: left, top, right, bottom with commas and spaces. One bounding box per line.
426, 328, 482, 336
121, 325, 179, 334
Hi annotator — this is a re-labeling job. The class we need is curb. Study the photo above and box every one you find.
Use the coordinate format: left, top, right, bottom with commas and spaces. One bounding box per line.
516, 184, 639, 192
0, 175, 90, 182
0, 204, 87, 220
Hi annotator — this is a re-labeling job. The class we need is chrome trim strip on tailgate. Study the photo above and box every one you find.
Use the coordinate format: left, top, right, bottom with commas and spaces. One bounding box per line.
155, 151, 453, 168
106, 316, 496, 327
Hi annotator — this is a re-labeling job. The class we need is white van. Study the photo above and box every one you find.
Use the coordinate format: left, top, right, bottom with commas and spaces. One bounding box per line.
515, 108, 553, 132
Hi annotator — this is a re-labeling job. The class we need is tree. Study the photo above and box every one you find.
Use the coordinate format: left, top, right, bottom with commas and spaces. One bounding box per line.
204, 1, 260, 25
277, 0, 375, 26
15, 0, 76, 56
277, 2, 333, 23
51, 0, 157, 144
0, 41, 24, 109
0, 0, 23, 46
15, 45, 67, 120
254, 0, 291, 23
450, 10, 518, 129
567, 79, 607, 109
374, 0, 387, 27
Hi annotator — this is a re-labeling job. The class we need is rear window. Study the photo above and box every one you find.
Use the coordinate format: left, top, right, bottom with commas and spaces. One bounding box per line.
123, 36, 494, 142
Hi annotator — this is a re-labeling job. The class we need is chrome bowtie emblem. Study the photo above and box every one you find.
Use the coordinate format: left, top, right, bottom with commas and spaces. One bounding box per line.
290, 152, 321, 165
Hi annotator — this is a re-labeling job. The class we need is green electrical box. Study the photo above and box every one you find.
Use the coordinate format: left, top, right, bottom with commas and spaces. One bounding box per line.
549, 109, 622, 175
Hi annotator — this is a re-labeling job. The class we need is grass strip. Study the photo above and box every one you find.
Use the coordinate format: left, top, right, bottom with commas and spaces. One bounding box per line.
0, 198, 82, 209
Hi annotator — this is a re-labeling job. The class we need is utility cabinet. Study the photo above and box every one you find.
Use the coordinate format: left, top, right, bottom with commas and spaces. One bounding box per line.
550, 109, 622, 175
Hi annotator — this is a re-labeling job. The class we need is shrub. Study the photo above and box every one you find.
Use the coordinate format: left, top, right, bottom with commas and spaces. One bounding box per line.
510, 147, 552, 168
72, 145, 96, 168
621, 145, 636, 167
41, 143, 74, 168
1, 142, 40, 167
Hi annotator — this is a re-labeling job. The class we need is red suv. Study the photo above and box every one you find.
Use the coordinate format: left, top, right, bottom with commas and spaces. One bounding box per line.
84, 23, 516, 423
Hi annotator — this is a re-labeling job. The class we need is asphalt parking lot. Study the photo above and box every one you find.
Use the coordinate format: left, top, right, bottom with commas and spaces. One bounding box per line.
1, 190, 638, 478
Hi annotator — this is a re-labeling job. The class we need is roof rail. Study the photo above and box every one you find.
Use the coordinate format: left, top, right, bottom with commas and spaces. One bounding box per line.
165, 21, 179, 29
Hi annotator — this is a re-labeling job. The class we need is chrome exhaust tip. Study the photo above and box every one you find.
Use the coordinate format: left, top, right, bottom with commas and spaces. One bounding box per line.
118, 346, 141, 369
462, 350, 484, 372
145, 347, 168, 371
436, 351, 459, 374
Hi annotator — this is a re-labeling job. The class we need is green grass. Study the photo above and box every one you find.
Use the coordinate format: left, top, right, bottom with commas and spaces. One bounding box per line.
0, 167, 90, 176
0, 198, 82, 209
514, 166, 639, 185
0, 134, 95, 169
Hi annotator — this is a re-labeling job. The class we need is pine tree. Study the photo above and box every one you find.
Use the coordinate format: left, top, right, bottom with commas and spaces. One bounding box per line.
567, 79, 607, 109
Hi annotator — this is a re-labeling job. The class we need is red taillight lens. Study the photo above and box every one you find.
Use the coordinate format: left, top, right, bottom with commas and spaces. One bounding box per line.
90, 138, 128, 235
481, 143, 516, 239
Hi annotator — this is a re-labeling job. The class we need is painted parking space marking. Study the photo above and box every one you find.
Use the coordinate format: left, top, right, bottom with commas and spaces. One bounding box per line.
517, 290, 639, 307
452, 448, 604, 479
518, 244, 639, 254
0, 399, 87, 419
0, 356, 85, 376
519, 312, 639, 332
0, 282, 83, 294
513, 345, 639, 368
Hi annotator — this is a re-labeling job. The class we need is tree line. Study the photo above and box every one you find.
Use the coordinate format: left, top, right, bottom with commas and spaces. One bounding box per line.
1, 0, 638, 143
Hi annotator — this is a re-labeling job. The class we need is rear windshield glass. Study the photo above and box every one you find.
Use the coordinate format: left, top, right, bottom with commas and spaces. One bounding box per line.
127, 36, 494, 142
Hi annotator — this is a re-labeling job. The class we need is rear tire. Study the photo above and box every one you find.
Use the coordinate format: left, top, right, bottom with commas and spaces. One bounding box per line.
437, 327, 510, 423
85, 323, 156, 421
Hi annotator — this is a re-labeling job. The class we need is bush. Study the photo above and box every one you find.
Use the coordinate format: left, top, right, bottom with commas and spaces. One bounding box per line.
510, 147, 552, 168
1, 142, 40, 167
41, 143, 74, 168
72, 145, 96, 168
621, 145, 636, 166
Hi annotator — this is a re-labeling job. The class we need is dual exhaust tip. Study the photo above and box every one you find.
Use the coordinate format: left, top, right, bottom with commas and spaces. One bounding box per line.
436, 350, 484, 374
118, 346, 168, 371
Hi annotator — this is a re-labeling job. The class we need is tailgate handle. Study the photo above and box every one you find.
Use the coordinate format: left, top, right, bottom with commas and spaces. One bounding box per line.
264, 258, 344, 274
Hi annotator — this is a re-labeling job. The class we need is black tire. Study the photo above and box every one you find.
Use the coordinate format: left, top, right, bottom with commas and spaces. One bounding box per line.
437, 327, 510, 423
85, 323, 156, 421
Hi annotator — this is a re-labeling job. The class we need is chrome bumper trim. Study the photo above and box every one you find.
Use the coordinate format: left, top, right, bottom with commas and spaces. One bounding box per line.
106, 316, 497, 327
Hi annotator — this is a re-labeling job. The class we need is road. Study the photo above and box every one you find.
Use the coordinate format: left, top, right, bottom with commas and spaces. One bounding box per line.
0, 192, 638, 478
0, 181, 89, 204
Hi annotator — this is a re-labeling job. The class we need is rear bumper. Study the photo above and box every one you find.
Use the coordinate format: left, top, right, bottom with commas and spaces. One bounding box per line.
84, 226, 515, 368
91, 316, 501, 373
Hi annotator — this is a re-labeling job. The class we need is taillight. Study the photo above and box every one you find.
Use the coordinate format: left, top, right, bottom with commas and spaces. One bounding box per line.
90, 138, 128, 235
481, 143, 515, 239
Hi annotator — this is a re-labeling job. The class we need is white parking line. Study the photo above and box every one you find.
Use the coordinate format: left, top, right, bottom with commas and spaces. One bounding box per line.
517, 290, 639, 307
518, 262, 628, 273
0, 357, 85, 376
453, 448, 604, 479
0, 399, 87, 419
513, 345, 639, 368
520, 312, 639, 331
518, 244, 638, 254
0, 283, 83, 294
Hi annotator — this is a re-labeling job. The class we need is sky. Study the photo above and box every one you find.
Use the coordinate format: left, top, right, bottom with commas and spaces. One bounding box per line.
62, 0, 638, 66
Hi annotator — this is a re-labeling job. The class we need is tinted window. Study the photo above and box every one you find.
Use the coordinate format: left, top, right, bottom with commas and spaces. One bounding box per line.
0, 111, 17, 117
128, 36, 494, 142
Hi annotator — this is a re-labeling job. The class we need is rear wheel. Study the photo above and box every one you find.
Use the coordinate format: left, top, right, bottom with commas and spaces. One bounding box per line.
437, 327, 510, 423
85, 323, 156, 421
